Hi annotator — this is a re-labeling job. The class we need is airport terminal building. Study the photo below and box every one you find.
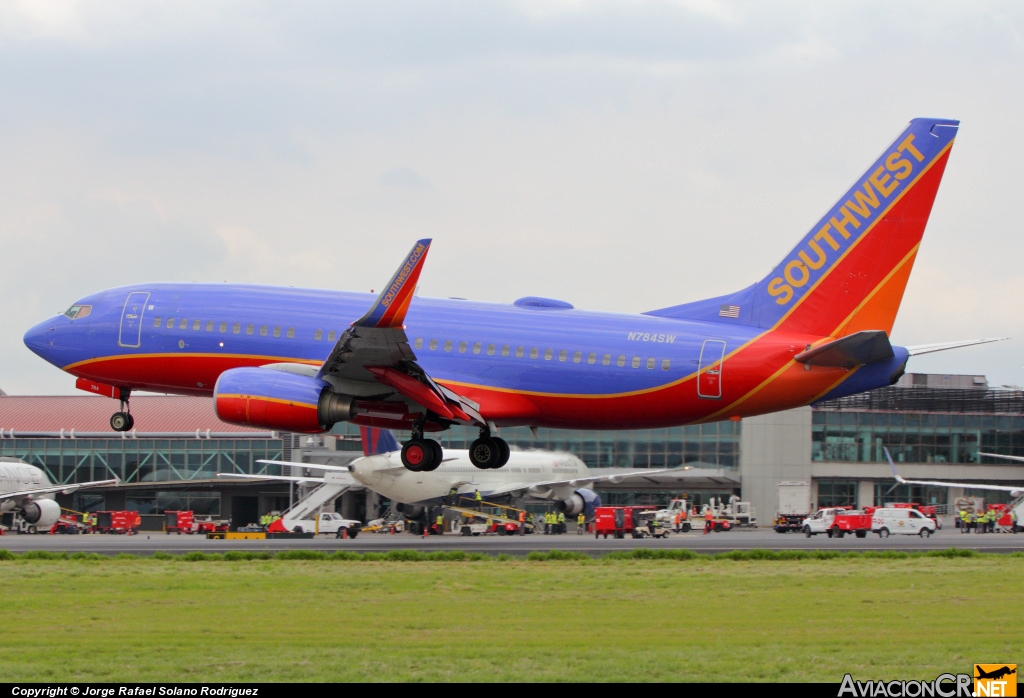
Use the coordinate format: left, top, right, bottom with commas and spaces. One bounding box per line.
1, 373, 1022, 526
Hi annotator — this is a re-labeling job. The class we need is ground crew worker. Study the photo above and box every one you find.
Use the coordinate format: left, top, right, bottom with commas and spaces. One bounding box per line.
557, 511, 565, 534
435, 512, 445, 535
518, 509, 527, 535
958, 509, 970, 534
544, 511, 552, 535
674, 511, 682, 533
704, 507, 714, 535
474, 489, 482, 510
577, 512, 586, 535
448, 486, 458, 506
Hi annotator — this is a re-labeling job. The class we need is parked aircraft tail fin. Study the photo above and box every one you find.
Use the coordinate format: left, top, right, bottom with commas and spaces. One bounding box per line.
646, 118, 958, 338
359, 427, 401, 456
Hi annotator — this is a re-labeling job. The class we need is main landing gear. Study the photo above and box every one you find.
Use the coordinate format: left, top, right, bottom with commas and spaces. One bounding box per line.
401, 437, 443, 472
398, 427, 511, 471
468, 429, 509, 470
109, 390, 134, 432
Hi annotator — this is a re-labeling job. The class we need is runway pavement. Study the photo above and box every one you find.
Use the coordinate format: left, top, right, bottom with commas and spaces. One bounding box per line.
1, 526, 1021, 555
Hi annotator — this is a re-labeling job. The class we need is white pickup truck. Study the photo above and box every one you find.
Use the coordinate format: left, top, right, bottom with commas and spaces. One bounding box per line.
288, 512, 362, 538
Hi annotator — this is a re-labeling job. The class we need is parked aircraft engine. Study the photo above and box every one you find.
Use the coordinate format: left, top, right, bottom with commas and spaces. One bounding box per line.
213, 368, 356, 433
21, 498, 61, 528
556, 488, 601, 517
395, 503, 426, 519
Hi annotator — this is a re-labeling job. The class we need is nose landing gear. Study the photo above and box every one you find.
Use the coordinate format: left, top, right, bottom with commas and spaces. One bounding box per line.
109, 390, 134, 432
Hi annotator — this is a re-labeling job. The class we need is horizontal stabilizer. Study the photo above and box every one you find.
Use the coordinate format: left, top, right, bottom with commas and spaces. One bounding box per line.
905, 337, 1006, 356
794, 331, 893, 368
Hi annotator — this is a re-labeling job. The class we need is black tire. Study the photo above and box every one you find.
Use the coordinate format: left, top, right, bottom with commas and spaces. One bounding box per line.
494, 437, 510, 466
469, 437, 502, 469
348, 527, 359, 539
832, 528, 844, 539
804, 526, 812, 538
335, 529, 344, 539
919, 528, 931, 538
682, 522, 691, 532
294, 526, 303, 534
855, 530, 867, 538
594, 531, 599, 539
878, 527, 889, 538
125, 413, 135, 430
401, 440, 433, 471
461, 526, 471, 536
110, 412, 129, 431
424, 440, 443, 471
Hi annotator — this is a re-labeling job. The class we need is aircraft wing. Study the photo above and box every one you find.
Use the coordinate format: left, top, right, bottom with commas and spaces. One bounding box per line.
0, 478, 119, 502
313, 239, 485, 427
904, 337, 1006, 356
255, 459, 352, 472
217, 473, 361, 488
482, 467, 690, 499
884, 448, 1023, 496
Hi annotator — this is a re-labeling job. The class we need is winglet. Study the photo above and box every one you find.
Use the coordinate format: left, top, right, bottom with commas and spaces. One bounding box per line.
355, 239, 431, 329
883, 447, 906, 484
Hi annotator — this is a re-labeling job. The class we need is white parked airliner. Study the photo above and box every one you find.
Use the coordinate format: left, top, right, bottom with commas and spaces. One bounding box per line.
0, 457, 117, 532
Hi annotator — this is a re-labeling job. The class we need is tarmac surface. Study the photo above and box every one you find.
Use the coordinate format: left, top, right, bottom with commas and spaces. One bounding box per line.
1, 526, 1021, 555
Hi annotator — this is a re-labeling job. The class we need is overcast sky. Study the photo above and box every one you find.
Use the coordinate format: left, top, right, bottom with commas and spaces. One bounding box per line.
2, 0, 1023, 395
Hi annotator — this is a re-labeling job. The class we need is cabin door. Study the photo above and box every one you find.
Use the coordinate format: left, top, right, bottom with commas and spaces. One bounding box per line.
118, 292, 150, 348
697, 339, 726, 399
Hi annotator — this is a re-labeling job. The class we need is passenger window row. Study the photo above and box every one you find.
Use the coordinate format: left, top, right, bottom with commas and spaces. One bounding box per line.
412, 337, 671, 370
153, 317, 298, 339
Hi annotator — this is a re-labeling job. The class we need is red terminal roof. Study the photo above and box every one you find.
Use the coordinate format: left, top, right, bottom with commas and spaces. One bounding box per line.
0, 395, 270, 434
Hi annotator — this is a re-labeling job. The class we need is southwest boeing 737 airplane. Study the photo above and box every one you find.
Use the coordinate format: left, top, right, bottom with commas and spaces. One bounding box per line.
24, 118, 993, 472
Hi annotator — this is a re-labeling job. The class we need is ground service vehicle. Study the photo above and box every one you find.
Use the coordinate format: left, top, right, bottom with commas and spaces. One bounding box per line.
802, 507, 874, 538
649, 498, 692, 532
288, 511, 361, 538
775, 482, 812, 532
165, 510, 195, 534
633, 511, 671, 538
96, 510, 141, 534
872, 507, 937, 537
594, 506, 655, 539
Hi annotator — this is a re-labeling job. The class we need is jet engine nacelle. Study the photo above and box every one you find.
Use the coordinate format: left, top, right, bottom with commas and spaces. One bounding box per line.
556, 488, 601, 517
395, 503, 426, 519
21, 498, 61, 528
213, 368, 356, 434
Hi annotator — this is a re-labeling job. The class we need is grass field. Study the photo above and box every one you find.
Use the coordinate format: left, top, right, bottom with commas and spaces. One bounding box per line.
1, 550, 1019, 682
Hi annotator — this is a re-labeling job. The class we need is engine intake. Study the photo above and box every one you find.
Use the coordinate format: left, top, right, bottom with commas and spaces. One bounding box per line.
214, 367, 356, 433
556, 488, 601, 517
21, 498, 61, 528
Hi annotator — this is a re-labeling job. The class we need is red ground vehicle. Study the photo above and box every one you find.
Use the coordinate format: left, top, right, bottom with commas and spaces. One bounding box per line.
194, 517, 230, 534
830, 507, 878, 538
95, 510, 140, 534
593, 506, 655, 539
164, 510, 195, 534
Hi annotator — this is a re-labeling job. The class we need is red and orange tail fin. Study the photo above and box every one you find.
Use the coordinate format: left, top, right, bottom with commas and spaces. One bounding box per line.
750, 118, 958, 337
355, 239, 431, 329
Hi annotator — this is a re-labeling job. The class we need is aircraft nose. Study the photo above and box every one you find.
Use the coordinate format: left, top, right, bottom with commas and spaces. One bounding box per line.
23, 318, 60, 364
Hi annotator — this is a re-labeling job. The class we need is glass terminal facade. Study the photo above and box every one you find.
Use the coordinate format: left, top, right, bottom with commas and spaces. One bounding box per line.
0, 437, 284, 515
812, 383, 1024, 508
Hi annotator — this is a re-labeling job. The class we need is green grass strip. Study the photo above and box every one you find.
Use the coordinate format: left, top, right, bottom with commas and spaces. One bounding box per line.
0, 547, 1008, 562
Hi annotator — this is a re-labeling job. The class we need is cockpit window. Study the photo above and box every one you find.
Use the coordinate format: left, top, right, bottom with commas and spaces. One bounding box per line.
64, 305, 92, 320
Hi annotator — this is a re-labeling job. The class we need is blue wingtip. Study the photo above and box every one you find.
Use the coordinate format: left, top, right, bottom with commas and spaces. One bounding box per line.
883, 447, 904, 483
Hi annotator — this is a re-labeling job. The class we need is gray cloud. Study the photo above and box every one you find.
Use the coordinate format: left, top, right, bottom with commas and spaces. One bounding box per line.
2, 1, 1024, 393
